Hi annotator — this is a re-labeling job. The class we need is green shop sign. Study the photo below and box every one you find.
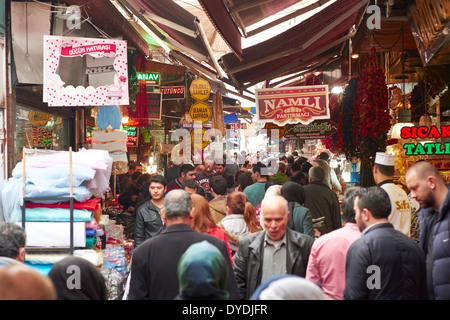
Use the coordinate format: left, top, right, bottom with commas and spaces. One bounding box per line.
136, 72, 160, 85
401, 125, 450, 155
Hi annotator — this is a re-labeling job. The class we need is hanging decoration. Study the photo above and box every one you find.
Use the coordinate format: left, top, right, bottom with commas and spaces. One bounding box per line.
127, 55, 149, 127
336, 77, 358, 159
353, 49, 391, 187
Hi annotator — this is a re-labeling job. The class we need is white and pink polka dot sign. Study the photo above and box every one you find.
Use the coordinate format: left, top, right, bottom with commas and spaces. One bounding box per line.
43, 35, 129, 107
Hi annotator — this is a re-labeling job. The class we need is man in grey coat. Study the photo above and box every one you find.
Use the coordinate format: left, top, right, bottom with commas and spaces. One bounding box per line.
344, 186, 427, 300
233, 195, 314, 300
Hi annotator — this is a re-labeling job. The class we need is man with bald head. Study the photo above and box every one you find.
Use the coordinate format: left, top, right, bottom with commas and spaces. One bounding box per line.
233, 195, 315, 299
405, 161, 450, 300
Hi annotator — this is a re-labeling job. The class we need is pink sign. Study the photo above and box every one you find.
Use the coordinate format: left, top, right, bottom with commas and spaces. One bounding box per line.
43, 36, 129, 107
60, 43, 117, 57
256, 85, 329, 125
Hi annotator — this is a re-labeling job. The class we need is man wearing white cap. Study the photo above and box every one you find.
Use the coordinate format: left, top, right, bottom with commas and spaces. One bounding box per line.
373, 152, 412, 236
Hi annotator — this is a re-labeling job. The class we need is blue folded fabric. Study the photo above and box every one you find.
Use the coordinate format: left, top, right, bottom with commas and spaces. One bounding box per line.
15, 207, 94, 222
85, 229, 97, 237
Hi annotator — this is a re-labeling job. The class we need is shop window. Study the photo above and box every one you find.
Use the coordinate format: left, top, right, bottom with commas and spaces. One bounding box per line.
15, 106, 69, 164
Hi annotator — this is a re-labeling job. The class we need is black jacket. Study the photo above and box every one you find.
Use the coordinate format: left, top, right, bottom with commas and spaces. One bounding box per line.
134, 201, 165, 248
128, 223, 239, 300
233, 228, 314, 300
344, 223, 427, 300
418, 187, 450, 300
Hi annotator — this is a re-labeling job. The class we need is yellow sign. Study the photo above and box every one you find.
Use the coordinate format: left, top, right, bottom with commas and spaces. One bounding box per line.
189, 78, 211, 101
191, 128, 209, 149
189, 101, 211, 123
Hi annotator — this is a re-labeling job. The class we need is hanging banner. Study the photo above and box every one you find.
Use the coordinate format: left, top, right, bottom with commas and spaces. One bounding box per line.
147, 92, 162, 120
256, 85, 329, 126
43, 35, 128, 107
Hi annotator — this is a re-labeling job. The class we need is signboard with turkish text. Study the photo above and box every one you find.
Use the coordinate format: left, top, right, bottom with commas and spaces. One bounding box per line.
161, 86, 185, 100
256, 85, 329, 126
285, 120, 337, 140
189, 78, 211, 101
189, 101, 211, 123
147, 92, 162, 120
43, 35, 128, 106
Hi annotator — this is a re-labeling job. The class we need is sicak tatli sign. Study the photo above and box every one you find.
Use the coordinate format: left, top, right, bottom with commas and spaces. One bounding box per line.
256, 85, 330, 126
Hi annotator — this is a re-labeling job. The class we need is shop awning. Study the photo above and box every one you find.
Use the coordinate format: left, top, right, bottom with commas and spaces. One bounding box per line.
135, 0, 209, 59
219, 0, 369, 89
197, 0, 243, 60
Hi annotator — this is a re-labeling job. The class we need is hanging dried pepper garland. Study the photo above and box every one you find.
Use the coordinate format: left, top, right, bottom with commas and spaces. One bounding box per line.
353, 48, 391, 145
353, 49, 391, 186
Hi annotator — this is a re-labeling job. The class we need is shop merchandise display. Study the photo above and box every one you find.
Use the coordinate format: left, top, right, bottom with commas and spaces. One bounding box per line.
0, 148, 133, 299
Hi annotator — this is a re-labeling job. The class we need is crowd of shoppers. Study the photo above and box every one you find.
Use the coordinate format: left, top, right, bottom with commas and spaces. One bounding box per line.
1, 149, 449, 301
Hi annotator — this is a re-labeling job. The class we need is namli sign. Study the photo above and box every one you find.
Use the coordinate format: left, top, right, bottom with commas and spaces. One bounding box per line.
189, 78, 211, 101
256, 85, 329, 126
401, 125, 450, 155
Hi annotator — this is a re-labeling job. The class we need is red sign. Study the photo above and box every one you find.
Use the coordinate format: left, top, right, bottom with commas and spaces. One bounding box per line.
147, 92, 162, 120
256, 85, 329, 126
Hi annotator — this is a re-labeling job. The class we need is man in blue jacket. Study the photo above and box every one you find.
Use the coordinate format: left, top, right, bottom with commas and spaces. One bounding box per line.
406, 161, 450, 300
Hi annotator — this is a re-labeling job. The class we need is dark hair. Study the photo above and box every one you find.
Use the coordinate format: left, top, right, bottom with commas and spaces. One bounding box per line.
210, 176, 228, 196
0, 222, 26, 259
287, 156, 294, 164
237, 171, 254, 191
137, 173, 151, 186
252, 162, 268, 178
131, 171, 142, 181
278, 162, 287, 173
375, 163, 395, 177
281, 181, 306, 205
182, 179, 198, 190
301, 161, 313, 174
149, 174, 167, 187
179, 163, 196, 177
342, 187, 358, 223
265, 179, 281, 191
355, 187, 391, 219
291, 162, 301, 172
318, 152, 330, 161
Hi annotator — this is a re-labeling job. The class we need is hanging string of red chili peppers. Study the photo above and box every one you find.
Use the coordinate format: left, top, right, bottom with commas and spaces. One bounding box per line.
335, 49, 391, 186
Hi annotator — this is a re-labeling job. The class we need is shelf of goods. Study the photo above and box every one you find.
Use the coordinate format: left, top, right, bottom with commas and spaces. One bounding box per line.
0, 147, 130, 299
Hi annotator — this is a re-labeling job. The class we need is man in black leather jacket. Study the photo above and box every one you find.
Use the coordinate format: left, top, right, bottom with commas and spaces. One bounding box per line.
134, 175, 166, 248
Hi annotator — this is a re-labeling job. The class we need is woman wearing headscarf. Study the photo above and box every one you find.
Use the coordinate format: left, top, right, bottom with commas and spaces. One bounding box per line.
250, 274, 327, 300
175, 240, 230, 300
47, 256, 107, 300
281, 182, 314, 237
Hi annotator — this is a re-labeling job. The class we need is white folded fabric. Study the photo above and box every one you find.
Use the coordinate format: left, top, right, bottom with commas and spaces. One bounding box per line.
17, 222, 86, 247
